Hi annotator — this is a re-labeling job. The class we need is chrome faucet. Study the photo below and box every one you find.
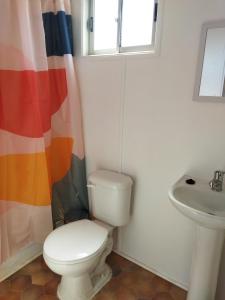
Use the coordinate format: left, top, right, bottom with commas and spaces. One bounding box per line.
209, 170, 225, 192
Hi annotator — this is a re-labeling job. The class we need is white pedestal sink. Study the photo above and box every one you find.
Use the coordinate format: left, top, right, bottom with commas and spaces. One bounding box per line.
169, 175, 225, 300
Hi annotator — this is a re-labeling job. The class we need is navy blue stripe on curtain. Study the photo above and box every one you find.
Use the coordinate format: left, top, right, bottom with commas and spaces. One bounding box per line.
42, 11, 74, 56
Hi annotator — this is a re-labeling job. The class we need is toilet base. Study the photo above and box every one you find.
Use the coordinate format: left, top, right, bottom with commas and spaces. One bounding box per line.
90, 264, 112, 298
57, 263, 112, 300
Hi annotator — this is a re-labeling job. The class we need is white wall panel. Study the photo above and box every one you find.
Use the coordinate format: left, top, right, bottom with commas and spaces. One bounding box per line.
77, 59, 125, 173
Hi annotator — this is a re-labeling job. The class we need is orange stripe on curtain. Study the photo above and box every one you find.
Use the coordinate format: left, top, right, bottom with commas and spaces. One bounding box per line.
0, 137, 73, 205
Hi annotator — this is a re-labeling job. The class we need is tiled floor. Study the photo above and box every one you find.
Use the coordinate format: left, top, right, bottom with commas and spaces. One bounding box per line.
0, 252, 187, 300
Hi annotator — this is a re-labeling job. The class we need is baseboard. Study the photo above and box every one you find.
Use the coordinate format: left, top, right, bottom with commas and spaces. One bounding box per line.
0, 243, 43, 282
113, 249, 188, 291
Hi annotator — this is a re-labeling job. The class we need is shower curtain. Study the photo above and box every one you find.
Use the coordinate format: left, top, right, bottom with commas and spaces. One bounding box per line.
0, 0, 89, 263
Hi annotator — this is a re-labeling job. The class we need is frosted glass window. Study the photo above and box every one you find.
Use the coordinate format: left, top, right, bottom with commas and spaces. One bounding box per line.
93, 0, 118, 51
121, 0, 155, 47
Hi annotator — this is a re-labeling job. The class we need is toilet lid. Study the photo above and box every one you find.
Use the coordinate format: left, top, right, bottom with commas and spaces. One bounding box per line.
43, 219, 108, 263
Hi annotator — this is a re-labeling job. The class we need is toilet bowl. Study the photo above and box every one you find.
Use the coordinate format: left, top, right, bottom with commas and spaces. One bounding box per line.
43, 170, 133, 300
44, 219, 113, 300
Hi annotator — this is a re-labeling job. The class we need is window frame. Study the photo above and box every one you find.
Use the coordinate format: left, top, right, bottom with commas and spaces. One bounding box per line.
87, 0, 159, 56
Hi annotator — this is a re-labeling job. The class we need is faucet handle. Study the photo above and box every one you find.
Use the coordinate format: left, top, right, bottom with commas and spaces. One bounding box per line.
209, 170, 225, 192
214, 170, 225, 180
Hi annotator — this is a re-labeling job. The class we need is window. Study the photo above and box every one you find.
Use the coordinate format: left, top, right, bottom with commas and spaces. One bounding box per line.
87, 0, 158, 55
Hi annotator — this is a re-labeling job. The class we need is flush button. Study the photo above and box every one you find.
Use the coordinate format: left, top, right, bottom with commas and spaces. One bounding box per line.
186, 178, 196, 185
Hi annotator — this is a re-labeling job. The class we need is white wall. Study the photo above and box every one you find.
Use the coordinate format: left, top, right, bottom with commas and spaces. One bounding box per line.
72, 0, 225, 294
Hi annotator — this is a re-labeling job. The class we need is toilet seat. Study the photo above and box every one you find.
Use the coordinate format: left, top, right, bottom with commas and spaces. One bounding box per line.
43, 219, 108, 265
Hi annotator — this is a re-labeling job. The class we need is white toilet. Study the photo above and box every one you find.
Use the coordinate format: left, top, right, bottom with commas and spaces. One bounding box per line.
43, 170, 132, 300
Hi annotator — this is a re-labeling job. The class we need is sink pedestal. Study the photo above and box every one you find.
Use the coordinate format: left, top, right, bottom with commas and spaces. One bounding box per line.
169, 175, 225, 300
187, 226, 225, 300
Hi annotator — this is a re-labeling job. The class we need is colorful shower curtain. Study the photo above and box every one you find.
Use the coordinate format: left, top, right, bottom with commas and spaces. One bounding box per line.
0, 0, 89, 263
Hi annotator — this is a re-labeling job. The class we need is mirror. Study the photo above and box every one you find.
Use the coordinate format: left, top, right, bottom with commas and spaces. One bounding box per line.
194, 20, 225, 102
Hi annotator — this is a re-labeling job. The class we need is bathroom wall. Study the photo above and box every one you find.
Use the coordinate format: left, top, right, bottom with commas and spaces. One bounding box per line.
72, 0, 225, 293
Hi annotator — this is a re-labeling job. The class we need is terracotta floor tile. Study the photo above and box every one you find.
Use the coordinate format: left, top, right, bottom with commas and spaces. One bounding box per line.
37, 256, 51, 271
170, 285, 187, 300
131, 277, 155, 298
111, 264, 122, 277
93, 290, 116, 300
116, 270, 139, 287
21, 284, 44, 300
44, 277, 61, 295
31, 270, 55, 286
38, 295, 59, 300
11, 275, 32, 292
135, 268, 155, 281
20, 260, 43, 275
107, 252, 134, 271
102, 275, 121, 292
152, 292, 174, 300
114, 286, 136, 300
151, 275, 172, 293
0, 291, 21, 300
0, 280, 11, 296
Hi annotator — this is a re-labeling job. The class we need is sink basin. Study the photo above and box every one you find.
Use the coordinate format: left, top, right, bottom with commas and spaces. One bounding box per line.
169, 175, 225, 229
169, 175, 225, 300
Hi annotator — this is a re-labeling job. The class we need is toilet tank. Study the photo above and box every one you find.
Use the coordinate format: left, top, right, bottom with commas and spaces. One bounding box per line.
88, 170, 133, 227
